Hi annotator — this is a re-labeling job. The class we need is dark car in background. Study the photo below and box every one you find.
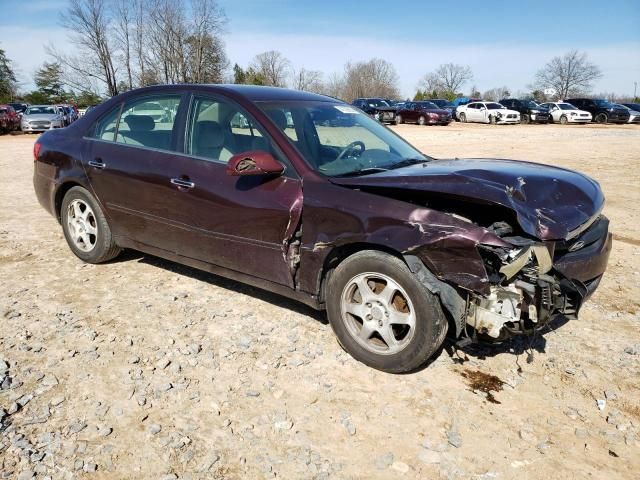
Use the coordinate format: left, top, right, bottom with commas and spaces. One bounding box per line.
429, 99, 457, 117
33, 84, 611, 373
565, 98, 630, 124
499, 98, 550, 124
8, 102, 28, 117
351, 98, 397, 123
622, 103, 640, 113
0, 104, 20, 133
395, 101, 452, 125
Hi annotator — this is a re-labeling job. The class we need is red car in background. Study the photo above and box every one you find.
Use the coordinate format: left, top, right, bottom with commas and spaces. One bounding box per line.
0, 104, 20, 133
395, 101, 452, 126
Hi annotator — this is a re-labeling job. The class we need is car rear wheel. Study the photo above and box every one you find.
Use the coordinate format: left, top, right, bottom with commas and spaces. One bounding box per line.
61, 186, 122, 264
595, 113, 608, 124
326, 251, 448, 373
459, 113, 466, 123
560, 115, 568, 125
395, 114, 403, 125
418, 116, 426, 126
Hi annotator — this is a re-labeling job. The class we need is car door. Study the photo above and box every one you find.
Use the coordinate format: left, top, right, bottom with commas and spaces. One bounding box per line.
82, 92, 190, 254
160, 93, 302, 287
465, 103, 478, 122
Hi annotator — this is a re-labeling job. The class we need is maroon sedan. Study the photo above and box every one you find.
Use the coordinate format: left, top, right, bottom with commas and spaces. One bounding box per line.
395, 101, 452, 126
0, 104, 20, 133
33, 85, 611, 373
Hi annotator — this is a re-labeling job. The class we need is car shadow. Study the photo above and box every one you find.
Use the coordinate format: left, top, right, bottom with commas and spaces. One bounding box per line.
108, 250, 327, 324
442, 315, 571, 367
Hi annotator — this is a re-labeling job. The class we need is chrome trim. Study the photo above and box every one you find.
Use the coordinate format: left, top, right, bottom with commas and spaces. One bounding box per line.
170, 178, 195, 189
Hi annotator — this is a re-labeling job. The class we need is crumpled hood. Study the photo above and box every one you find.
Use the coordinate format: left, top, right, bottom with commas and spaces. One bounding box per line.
330, 158, 604, 241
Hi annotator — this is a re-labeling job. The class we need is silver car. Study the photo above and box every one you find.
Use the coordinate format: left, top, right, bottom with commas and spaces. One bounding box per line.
21, 105, 66, 133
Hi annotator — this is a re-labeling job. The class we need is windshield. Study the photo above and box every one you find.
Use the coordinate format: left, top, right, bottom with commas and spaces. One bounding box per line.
26, 106, 57, 115
0, 108, 7, 114
487, 103, 504, 110
366, 99, 389, 107
524, 100, 539, 108
258, 101, 429, 177
418, 102, 438, 109
593, 99, 613, 108
432, 100, 453, 108
559, 103, 577, 110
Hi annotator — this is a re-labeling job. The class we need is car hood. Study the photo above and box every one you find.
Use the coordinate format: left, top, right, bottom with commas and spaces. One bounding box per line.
421, 108, 451, 115
330, 158, 604, 241
24, 114, 59, 121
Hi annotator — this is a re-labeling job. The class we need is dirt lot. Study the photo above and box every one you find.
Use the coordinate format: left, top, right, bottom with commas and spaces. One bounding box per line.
1, 123, 639, 480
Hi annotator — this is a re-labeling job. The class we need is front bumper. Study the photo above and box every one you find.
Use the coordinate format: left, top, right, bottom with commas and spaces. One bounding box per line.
22, 123, 63, 132
530, 113, 550, 123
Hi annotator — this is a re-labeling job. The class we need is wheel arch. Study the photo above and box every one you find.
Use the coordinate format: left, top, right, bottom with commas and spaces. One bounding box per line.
54, 180, 88, 223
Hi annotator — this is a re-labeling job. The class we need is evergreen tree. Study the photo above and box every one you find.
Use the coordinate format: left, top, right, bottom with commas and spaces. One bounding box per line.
34, 62, 66, 103
0, 47, 17, 102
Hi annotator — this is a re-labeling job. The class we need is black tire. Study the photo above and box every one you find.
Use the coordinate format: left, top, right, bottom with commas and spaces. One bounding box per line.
521, 114, 530, 124
61, 186, 122, 263
459, 112, 466, 123
395, 114, 403, 125
559, 115, 568, 125
326, 251, 448, 373
595, 113, 608, 124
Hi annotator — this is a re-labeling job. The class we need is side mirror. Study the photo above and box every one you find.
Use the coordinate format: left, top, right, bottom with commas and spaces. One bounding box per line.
226, 150, 285, 177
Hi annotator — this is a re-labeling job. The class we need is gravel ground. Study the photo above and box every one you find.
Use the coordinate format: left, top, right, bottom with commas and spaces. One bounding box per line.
1, 123, 639, 480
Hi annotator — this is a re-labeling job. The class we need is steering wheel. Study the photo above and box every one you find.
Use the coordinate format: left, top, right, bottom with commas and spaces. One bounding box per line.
336, 141, 366, 161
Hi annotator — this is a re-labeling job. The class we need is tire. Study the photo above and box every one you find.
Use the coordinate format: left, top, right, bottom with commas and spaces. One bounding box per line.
459, 112, 466, 123
595, 113, 608, 124
61, 186, 122, 263
395, 114, 403, 125
560, 115, 568, 125
521, 114, 530, 124
418, 115, 426, 126
489, 115, 496, 125
326, 251, 448, 373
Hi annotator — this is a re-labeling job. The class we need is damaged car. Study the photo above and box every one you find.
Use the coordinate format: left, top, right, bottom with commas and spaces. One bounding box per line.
33, 85, 612, 373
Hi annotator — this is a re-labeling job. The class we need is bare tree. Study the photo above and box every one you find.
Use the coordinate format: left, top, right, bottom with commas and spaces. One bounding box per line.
114, 0, 133, 90
341, 58, 400, 101
321, 72, 346, 99
250, 51, 290, 87
291, 68, 323, 92
187, 0, 227, 83
419, 63, 473, 96
52, 0, 120, 96
482, 86, 511, 101
534, 50, 602, 99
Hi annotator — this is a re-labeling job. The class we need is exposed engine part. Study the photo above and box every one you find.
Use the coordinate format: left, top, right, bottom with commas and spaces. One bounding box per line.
499, 244, 552, 280
466, 284, 528, 338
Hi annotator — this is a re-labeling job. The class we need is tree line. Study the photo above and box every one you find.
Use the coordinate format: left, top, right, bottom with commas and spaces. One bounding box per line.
0, 0, 635, 106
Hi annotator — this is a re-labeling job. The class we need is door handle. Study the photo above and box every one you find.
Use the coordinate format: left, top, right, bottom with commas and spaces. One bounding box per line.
170, 178, 195, 189
88, 159, 106, 169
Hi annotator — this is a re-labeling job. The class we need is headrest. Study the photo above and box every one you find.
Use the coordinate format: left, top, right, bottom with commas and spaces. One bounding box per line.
267, 110, 288, 130
194, 121, 224, 149
124, 115, 155, 132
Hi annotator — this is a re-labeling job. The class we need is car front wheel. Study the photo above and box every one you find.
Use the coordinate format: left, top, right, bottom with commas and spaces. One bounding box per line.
459, 113, 466, 123
595, 113, 608, 124
61, 186, 122, 263
395, 114, 403, 125
560, 115, 568, 125
326, 251, 448, 373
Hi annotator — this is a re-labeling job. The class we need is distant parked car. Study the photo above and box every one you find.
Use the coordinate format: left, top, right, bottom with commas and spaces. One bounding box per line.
564, 98, 630, 124
429, 99, 457, 117
457, 102, 520, 124
621, 103, 640, 114
351, 98, 398, 123
499, 99, 550, 124
8, 102, 28, 118
0, 104, 20, 133
395, 101, 452, 126
21, 105, 66, 133
616, 104, 640, 124
539, 102, 592, 124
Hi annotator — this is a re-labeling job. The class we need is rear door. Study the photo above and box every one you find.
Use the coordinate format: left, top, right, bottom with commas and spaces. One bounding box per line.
82, 92, 189, 253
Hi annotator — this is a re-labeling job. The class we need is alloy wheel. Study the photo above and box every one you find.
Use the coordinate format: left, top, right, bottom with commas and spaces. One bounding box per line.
66, 199, 98, 252
340, 272, 416, 355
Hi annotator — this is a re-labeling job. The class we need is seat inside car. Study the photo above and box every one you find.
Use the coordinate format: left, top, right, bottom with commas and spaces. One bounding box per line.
192, 120, 236, 162
119, 114, 172, 150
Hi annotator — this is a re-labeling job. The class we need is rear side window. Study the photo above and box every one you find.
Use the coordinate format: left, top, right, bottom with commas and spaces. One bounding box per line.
116, 96, 181, 151
91, 105, 122, 142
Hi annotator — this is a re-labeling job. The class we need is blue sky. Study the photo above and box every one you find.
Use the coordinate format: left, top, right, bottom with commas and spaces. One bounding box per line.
1, 0, 639, 96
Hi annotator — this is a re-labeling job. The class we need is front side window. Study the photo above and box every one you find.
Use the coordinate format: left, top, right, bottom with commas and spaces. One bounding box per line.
258, 101, 429, 177
487, 103, 504, 110
186, 96, 273, 163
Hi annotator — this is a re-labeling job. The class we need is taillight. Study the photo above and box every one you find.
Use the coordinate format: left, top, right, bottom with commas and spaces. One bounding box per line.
33, 142, 42, 162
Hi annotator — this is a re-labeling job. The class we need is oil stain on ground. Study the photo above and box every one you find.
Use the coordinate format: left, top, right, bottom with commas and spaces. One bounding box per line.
460, 369, 505, 404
